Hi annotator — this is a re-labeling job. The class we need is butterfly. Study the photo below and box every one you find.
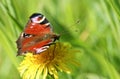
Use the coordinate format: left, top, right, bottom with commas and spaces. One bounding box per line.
16, 13, 60, 56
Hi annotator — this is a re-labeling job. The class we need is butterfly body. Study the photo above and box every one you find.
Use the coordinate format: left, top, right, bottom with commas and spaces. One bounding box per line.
16, 13, 60, 56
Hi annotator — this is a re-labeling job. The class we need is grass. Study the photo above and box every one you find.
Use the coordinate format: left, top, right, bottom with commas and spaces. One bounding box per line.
0, 0, 120, 79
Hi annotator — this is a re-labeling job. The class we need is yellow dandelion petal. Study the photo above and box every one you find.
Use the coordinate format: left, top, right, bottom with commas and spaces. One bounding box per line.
18, 66, 28, 76
36, 64, 45, 79
48, 64, 58, 79
57, 62, 71, 74
48, 65, 54, 75
30, 65, 40, 79
18, 42, 79, 79
43, 66, 48, 79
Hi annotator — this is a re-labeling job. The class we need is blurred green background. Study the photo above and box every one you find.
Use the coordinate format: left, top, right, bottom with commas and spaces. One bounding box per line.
0, 0, 120, 79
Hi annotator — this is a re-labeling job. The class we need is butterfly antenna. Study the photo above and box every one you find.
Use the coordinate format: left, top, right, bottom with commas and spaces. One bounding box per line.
59, 19, 80, 35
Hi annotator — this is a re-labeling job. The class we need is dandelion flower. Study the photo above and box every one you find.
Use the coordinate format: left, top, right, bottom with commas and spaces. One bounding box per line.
18, 42, 79, 79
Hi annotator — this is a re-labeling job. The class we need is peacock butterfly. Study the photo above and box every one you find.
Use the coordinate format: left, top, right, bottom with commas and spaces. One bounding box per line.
16, 13, 60, 56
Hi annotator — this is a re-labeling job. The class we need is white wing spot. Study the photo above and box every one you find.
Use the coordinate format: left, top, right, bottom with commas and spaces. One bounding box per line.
32, 23, 35, 25
35, 46, 49, 53
45, 23, 50, 26
31, 16, 45, 23
39, 16, 45, 23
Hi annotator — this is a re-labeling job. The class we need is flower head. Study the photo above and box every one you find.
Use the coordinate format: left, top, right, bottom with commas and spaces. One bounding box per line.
18, 42, 79, 79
